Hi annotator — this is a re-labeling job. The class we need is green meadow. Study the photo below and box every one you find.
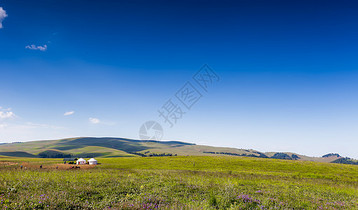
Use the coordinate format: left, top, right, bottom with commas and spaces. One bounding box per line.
1, 156, 358, 209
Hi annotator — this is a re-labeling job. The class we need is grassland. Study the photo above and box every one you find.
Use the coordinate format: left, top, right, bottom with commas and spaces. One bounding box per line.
0, 138, 342, 164
0, 156, 357, 209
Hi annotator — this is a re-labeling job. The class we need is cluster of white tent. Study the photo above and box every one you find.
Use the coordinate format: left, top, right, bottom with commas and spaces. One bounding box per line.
76, 158, 98, 165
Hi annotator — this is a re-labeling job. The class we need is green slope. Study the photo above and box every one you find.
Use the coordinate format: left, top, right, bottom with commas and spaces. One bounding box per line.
0, 137, 346, 164
0, 137, 196, 158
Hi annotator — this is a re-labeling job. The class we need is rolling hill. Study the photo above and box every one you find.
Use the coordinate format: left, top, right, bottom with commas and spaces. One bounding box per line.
0, 137, 351, 164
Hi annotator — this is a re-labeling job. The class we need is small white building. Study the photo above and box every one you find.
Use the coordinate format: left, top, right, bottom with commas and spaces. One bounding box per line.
88, 158, 98, 165
76, 158, 86, 165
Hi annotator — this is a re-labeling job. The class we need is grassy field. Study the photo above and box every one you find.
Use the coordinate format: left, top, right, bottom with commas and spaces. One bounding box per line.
0, 156, 358, 209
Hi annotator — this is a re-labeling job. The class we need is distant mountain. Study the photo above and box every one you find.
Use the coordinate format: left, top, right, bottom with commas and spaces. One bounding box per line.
0, 137, 351, 165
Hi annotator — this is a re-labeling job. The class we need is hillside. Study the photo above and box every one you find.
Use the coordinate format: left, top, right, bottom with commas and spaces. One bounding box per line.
0, 137, 255, 158
0, 137, 348, 164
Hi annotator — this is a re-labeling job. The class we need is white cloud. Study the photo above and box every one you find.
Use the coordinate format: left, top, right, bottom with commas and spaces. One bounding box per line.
0, 110, 15, 120
89, 117, 100, 124
0, 7, 8, 29
25, 44, 47, 51
64, 111, 75, 116
0, 107, 16, 120
0, 107, 68, 142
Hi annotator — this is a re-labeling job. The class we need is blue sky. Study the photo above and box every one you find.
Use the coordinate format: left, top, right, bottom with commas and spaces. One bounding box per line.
1, 0, 358, 158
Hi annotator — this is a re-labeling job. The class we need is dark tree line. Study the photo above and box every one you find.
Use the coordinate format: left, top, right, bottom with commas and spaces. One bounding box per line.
322, 153, 341, 158
38, 150, 72, 158
130, 152, 177, 157
203, 151, 300, 160
332, 157, 358, 165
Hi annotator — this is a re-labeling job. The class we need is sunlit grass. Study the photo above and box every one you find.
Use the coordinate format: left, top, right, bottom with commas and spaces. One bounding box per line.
1, 156, 357, 209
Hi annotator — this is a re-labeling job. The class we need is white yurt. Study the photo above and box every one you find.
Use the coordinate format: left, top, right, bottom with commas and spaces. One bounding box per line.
76, 158, 86, 165
88, 158, 98, 165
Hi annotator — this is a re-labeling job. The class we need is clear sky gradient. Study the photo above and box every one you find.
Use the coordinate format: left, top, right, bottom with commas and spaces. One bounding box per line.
1, 0, 358, 158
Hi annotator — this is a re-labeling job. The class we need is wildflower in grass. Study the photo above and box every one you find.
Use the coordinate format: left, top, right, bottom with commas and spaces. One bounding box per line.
237, 194, 261, 204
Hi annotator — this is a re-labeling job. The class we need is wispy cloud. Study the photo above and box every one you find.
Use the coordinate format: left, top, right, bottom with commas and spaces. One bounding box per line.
0, 7, 7, 29
89, 117, 100, 124
25, 122, 63, 129
64, 111, 75, 116
0, 107, 67, 141
25, 44, 47, 51
0, 107, 15, 120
